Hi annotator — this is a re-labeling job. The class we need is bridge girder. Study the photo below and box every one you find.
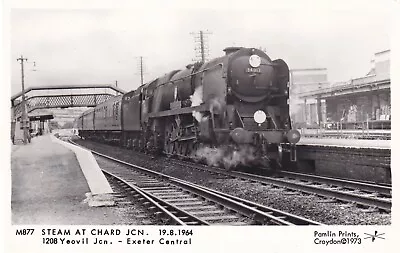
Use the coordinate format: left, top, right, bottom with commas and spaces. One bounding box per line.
11, 84, 126, 120
11, 84, 125, 106
12, 93, 116, 119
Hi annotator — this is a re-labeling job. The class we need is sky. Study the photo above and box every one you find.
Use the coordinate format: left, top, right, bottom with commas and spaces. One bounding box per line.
8, 0, 393, 95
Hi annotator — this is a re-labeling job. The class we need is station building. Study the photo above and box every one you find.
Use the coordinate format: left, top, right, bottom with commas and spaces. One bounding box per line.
290, 50, 390, 129
289, 68, 329, 127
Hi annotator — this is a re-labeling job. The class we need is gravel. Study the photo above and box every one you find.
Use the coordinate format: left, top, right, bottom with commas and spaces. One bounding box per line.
74, 139, 391, 225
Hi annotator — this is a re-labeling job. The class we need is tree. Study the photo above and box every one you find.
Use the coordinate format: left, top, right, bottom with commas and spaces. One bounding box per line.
49, 120, 60, 130
61, 121, 75, 129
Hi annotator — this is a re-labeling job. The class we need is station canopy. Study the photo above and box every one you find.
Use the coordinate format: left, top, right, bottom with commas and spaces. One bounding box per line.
27, 110, 54, 121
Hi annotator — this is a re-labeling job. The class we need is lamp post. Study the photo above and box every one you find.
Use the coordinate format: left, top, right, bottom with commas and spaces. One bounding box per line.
17, 55, 30, 144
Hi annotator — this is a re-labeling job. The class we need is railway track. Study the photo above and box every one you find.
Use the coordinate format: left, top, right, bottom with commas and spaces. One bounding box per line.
276, 171, 392, 196
73, 138, 391, 213
109, 141, 391, 199
167, 159, 392, 212
69, 140, 322, 226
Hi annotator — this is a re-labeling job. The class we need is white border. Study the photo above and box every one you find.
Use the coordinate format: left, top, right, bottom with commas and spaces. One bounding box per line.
2, 1, 399, 252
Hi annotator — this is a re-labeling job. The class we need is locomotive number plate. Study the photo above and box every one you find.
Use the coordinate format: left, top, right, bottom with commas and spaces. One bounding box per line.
245, 67, 261, 73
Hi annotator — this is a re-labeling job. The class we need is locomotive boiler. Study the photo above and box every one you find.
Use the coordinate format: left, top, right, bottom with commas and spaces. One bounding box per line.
78, 46, 300, 170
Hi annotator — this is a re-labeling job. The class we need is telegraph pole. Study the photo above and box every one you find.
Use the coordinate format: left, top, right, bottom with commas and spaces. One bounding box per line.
191, 30, 212, 63
136, 56, 145, 85
17, 55, 29, 144
139, 56, 144, 85
200, 31, 205, 62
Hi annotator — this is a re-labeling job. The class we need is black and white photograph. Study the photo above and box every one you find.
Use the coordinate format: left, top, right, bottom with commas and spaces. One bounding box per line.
2, 0, 398, 252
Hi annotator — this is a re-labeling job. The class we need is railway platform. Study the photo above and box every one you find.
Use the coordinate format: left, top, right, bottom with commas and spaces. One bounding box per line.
299, 137, 390, 149
296, 137, 391, 184
10, 134, 128, 225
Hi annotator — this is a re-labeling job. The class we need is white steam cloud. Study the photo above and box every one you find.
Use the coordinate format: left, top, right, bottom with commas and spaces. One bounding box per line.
208, 96, 226, 115
190, 86, 206, 122
190, 85, 203, 107
188, 85, 254, 169
194, 145, 256, 170
190, 86, 227, 123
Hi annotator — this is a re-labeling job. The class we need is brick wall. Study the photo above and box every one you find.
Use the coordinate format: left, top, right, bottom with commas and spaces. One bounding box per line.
295, 145, 391, 184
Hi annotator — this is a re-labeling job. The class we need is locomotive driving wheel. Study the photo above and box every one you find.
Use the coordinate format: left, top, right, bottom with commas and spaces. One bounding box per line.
192, 142, 205, 163
164, 122, 178, 157
177, 141, 189, 159
187, 141, 197, 159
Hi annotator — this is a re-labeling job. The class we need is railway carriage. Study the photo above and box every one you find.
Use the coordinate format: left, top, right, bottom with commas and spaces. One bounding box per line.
92, 95, 123, 142
79, 108, 95, 138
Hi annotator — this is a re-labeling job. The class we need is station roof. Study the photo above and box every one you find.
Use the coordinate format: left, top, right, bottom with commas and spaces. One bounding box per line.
28, 111, 54, 121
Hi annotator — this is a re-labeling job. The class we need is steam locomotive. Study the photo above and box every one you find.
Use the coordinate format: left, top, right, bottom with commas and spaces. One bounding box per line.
77, 47, 300, 170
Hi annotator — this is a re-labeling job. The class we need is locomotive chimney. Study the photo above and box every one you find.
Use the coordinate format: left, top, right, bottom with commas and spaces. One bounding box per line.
223, 47, 242, 55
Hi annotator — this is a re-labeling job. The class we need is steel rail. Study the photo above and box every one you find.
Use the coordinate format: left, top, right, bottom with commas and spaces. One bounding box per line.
171, 177, 323, 225
231, 171, 391, 211
92, 151, 295, 225
277, 171, 392, 196
166, 159, 391, 212
168, 177, 294, 225
101, 169, 191, 225
69, 139, 321, 225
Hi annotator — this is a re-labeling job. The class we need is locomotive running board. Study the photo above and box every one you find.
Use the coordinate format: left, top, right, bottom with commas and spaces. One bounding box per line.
145, 104, 209, 119
178, 136, 197, 141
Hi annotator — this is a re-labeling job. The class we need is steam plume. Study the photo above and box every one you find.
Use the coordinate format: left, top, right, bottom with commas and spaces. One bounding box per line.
208, 96, 226, 114
190, 86, 205, 122
194, 145, 256, 169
